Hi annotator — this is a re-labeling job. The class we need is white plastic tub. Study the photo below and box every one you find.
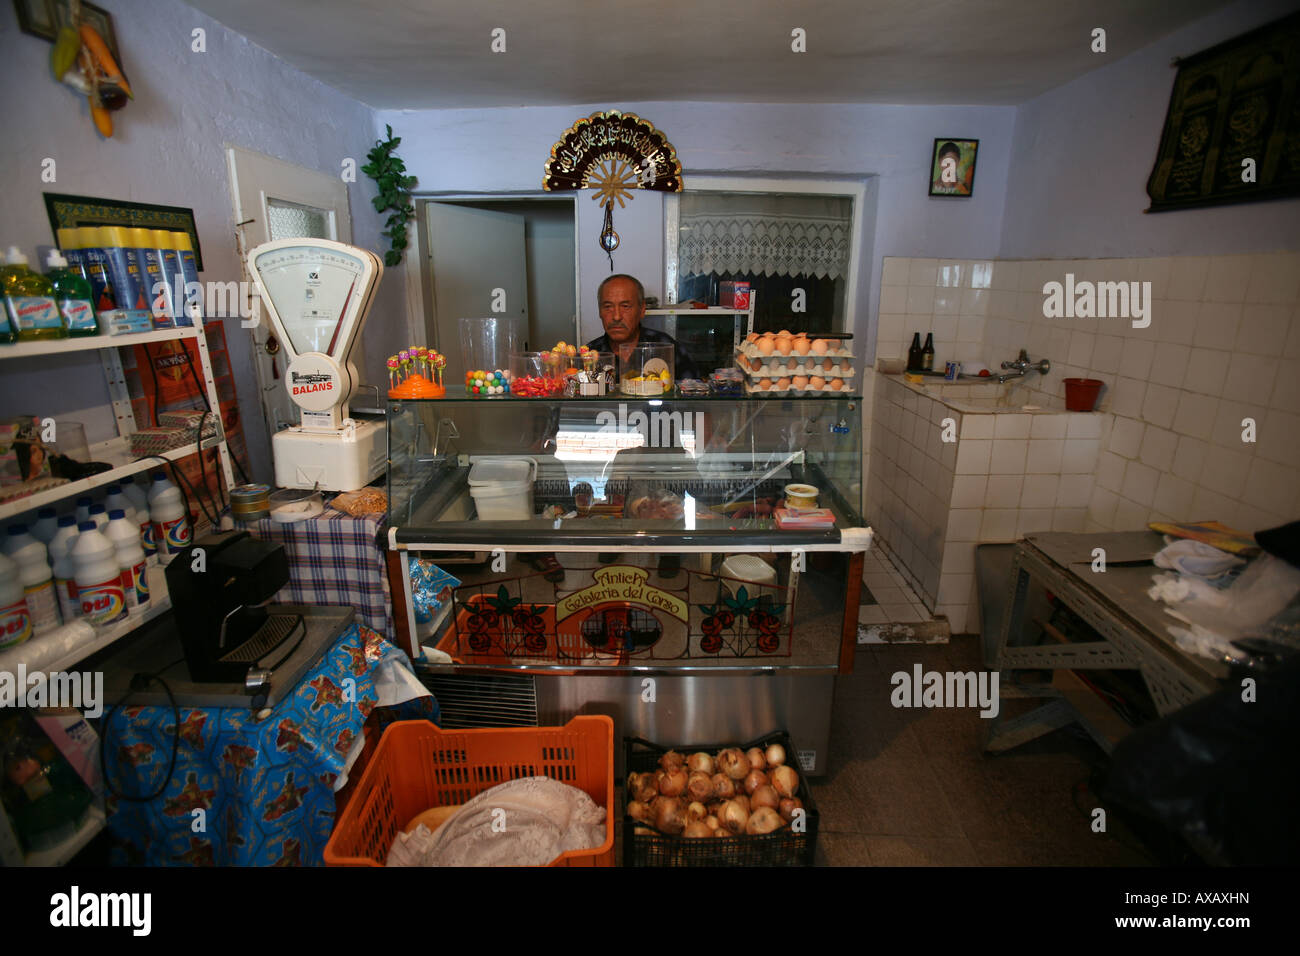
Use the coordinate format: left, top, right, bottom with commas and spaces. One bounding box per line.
468, 458, 537, 520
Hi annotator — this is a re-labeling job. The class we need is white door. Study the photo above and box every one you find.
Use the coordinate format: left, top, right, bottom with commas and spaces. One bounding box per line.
426, 203, 528, 384
227, 147, 353, 438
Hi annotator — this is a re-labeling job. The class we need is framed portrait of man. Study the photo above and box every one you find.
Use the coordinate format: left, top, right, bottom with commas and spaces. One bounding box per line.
928, 138, 979, 197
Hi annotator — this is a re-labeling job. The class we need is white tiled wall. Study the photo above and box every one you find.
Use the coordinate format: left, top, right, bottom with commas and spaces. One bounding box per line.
868, 251, 1300, 632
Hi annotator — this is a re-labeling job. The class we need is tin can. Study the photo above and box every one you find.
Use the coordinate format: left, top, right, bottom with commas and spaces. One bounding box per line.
944, 361, 961, 381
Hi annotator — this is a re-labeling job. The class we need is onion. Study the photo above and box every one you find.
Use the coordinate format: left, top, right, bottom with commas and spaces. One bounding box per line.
711, 773, 736, 800
743, 769, 767, 795
714, 828, 731, 838
745, 806, 783, 835
687, 771, 714, 802
658, 766, 688, 797
658, 750, 685, 771
751, 784, 779, 810
719, 799, 749, 834
683, 821, 712, 838
717, 748, 751, 781
686, 801, 708, 822
687, 752, 714, 775
705, 815, 720, 831
771, 765, 799, 798
732, 792, 750, 814
745, 747, 767, 771
778, 796, 803, 823
631, 773, 658, 804
765, 742, 786, 768
626, 800, 652, 823
653, 796, 686, 834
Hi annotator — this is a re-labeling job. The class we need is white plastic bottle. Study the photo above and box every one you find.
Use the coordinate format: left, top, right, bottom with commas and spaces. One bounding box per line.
72, 521, 127, 627
0, 552, 33, 649
119, 476, 155, 563
31, 507, 59, 544
75, 496, 94, 524
104, 509, 149, 615
3, 524, 60, 634
103, 484, 136, 524
148, 472, 190, 564
87, 503, 108, 530
49, 516, 81, 624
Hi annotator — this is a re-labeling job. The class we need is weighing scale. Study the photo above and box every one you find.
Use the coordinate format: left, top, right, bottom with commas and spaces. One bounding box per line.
245, 238, 386, 490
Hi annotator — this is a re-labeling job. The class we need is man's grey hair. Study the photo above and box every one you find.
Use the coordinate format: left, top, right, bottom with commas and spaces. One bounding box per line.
598, 274, 645, 306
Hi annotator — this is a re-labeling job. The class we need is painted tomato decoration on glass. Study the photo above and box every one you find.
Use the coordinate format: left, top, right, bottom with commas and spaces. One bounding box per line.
468, 632, 491, 654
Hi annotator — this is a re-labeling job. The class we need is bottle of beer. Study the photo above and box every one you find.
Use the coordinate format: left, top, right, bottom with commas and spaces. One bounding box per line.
922, 333, 935, 371
907, 333, 923, 371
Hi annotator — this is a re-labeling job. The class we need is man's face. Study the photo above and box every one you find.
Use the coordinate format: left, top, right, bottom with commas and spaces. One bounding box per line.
599, 278, 644, 345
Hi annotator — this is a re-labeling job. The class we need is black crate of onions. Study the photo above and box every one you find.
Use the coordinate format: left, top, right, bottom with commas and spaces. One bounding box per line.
623, 732, 819, 866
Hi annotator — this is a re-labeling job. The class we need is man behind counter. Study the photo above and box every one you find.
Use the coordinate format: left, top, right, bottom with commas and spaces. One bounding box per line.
585, 274, 699, 381
523, 275, 694, 583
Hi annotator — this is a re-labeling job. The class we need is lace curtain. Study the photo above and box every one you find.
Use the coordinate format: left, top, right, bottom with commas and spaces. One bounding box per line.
677, 193, 852, 281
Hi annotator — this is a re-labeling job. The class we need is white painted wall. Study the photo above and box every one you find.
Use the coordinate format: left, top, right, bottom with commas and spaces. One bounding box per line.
0, 0, 407, 482
999, 0, 1300, 259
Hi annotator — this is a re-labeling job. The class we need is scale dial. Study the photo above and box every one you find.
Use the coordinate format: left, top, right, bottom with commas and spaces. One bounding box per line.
247, 239, 382, 364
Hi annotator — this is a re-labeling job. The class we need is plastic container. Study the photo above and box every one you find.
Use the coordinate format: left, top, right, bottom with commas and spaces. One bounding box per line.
623, 731, 819, 867
324, 716, 615, 867
102, 485, 136, 526
617, 342, 674, 395
1064, 377, 1104, 412
86, 503, 108, 530
50, 516, 81, 625
0, 250, 15, 343
719, 554, 779, 601
31, 507, 59, 544
45, 249, 98, 336
148, 472, 190, 564
4, 525, 59, 635
459, 316, 518, 390
171, 230, 201, 326
71, 521, 127, 627
74, 496, 93, 524
783, 483, 819, 508
468, 457, 536, 520
104, 509, 149, 614
0, 553, 32, 648
118, 476, 153, 560
2, 246, 65, 341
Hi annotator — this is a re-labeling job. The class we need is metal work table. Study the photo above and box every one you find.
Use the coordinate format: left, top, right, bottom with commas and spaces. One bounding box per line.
986, 531, 1228, 754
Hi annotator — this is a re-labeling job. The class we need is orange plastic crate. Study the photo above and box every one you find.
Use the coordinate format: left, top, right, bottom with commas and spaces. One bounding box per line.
324, 716, 615, 867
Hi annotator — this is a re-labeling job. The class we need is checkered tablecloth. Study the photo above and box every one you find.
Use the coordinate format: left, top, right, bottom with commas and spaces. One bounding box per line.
241, 508, 391, 639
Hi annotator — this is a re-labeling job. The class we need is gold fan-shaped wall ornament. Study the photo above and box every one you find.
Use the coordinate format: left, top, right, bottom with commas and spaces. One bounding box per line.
543, 110, 684, 209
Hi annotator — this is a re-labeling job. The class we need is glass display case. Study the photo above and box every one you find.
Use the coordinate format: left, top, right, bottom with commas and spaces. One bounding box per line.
385, 387, 873, 774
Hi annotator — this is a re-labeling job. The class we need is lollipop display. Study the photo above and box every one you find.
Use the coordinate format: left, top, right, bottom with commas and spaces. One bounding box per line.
388, 345, 447, 398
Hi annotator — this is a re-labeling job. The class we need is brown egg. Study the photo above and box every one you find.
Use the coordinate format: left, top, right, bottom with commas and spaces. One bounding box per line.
746, 332, 759, 343
793, 337, 812, 354
811, 339, 829, 354
792, 375, 809, 389
757, 338, 775, 355
776, 377, 791, 390
829, 378, 844, 390
774, 334, 792, 354
787, 358, 801, 371
749, 357, 763, 371
822, 357, 833, 372
757, 378, 771, 390
810, 375, 825, 389
779, 329, 791, 336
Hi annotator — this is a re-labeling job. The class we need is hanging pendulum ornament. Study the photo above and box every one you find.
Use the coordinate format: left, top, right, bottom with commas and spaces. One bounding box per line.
599, 203, 619, 270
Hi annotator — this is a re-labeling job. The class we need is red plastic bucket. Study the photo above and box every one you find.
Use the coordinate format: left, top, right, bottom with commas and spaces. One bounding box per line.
1064, 377, 1104, 412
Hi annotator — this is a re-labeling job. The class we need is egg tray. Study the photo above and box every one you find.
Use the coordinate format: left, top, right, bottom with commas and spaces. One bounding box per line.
736, 342, 854, 362
743, 382, 854, 398
735, 357, 856, 380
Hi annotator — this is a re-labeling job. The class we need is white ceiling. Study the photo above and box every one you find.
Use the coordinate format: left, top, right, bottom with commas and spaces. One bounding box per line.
185, 0, 1235, 109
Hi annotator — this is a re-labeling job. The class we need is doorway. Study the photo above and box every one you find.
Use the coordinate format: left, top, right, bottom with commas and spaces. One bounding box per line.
424, 198, 577, 383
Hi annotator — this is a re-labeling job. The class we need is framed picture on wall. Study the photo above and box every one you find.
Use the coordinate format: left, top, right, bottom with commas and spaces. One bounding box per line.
13, 0, 122, 66
928, 138, 979, 197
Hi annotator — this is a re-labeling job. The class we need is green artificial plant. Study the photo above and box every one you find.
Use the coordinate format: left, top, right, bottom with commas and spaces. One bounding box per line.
361, 124, 418, 267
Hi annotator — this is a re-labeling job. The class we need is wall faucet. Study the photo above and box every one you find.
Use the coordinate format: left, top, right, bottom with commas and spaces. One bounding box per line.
998, 349, 1050, 384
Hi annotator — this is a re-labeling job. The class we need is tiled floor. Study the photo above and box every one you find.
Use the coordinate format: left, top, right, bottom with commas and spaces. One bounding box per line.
808, 636, 1153, 866
857, 548, 936, 625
